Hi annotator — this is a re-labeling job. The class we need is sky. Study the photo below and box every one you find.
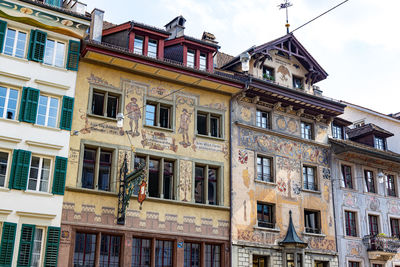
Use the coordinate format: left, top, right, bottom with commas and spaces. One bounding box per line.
84, 0, 400, 115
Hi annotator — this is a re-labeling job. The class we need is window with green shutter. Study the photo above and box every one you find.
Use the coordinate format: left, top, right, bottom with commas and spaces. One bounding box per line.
52, 156, 67, 195
59, 96, 74, 130
19, 87, 39, 123
0, 222, 17, 266
17, 224, 35, 267
66, 40, 80, 71
0, 20, 7, 53
44, 227, 60, 267
9, 149, 31, 190
28, 29, 47, 62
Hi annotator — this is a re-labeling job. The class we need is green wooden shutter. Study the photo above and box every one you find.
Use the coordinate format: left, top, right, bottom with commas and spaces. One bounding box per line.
8, 149, 19, 189
17, 224, 35, 267
59, 96, 74, 130
66, 40, 80, 71
11, 150, 31, 190
18, 87, 28, 122
43, 227, 60, 267
0, 20, 7, 53
28, 30, 46, 62
52, 156, 67, 195
19, 87, 39, 123
0, 222, 17, 266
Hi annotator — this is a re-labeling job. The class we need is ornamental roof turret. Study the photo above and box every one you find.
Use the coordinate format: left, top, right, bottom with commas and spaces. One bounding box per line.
279, 210, 308, 248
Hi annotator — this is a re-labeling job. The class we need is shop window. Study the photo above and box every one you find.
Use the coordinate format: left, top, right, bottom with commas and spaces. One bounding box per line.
205, 244, 220, 267
99, 234, 121, 266
74, 232, 97, 266
132, 237, 151, 267
155, 240, 173, 267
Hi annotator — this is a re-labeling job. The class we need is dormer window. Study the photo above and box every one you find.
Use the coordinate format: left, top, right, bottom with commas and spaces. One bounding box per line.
374, 136, 385, 150
148, 39, 157, 58
293, 76, 303, 89
199, 52, 207, 71
187, 49, 195, 68
134, 35, 144, 55
263, 66, 274, 81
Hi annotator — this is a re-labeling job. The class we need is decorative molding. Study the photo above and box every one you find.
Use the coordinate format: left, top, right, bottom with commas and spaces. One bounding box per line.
0, 209, 12, 215
16, 211, 56, 219
0, 135, 22, 143
0, 70, 30, 82
25, 140, 63, 150
34, 79, 70, 90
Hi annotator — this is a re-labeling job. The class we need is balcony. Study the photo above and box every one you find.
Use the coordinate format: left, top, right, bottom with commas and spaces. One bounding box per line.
362, 235, 400, 261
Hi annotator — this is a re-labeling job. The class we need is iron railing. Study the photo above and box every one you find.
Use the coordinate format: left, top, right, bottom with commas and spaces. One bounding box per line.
362, 235, 400, 253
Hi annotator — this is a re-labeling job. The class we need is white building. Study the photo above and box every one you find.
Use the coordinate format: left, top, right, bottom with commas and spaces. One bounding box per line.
0, 0, 90, 266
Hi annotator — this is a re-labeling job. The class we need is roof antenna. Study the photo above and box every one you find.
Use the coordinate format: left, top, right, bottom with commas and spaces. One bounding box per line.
279, 0, 293, 34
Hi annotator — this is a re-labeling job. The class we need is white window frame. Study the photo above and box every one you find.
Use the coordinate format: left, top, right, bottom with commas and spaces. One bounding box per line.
3, 27, 27, 58
43, 38, 66, 68
0, 86, 19, 120
30, 227, 46, 267
36, 93, 60, 128
27, 155, 52, 193
0, 149, 10, 188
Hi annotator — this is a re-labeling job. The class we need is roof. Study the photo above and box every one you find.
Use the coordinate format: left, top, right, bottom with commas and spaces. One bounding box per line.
104, 20, 171, 36
215, 52, 235, 69
334, 117, 353, 127
20, 0, 91, 20
341, 100, 400, 124
103, 21, 116, 30
279, 211, 307, 248
347, 123, 394, 139
182, 35, 220, 49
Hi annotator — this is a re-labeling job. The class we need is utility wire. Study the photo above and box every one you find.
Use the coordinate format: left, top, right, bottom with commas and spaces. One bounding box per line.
290, 0, 350, 33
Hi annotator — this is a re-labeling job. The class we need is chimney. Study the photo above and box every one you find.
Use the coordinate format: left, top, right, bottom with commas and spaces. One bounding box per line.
165, 16, 186, 39
90, 8, 104, 42
201, 32, 218, 45
64, 0, 87, 15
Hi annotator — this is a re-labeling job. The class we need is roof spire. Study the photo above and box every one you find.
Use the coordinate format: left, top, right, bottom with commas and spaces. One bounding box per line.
279, 0, 293, 34
279, 210, 308, 248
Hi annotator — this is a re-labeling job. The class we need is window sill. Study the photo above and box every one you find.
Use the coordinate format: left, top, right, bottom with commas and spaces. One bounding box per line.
0, 53, 29, 63
343, 236, 361, 241
302, 231, 325, 237
0, 187, 10, 192
254, 225, 280, 233
195, 134, 225, 142
143, 124, 174, 133
66, 186, 117, 196
40, 63, 68, 72
386, 195, 399, 199
0, 117, 20, 124
23, 190, 53, 197
254, 180, 276, 186
33, 124, 62, 132
364, 192, 379, 196
340, 187, 358, 193
301, 189, 321, 194
87, 113, 118, 122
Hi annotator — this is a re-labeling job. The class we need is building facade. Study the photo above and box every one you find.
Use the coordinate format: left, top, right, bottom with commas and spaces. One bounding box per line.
58, 15, 244, 266
220, 34, 345, 267
0, 0, 89, 266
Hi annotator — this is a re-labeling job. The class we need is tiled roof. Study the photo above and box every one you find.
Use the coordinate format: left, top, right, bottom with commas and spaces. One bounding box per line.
347, 123, 394, 139
103, 21, 116, 30
215, 52, 235, 68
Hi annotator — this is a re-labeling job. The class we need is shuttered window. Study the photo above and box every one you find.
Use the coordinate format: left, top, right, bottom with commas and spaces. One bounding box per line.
66, 40, 80, 71
19, 87, 39, 123
28, 30, 47, 62
0, 222, 17, 266
52, 156, 67, 195
17, 224, 35, 267
9, 149, 31, 190
44, 227, 60, 267
0, 20, 7, 53
59, 96, 74, 130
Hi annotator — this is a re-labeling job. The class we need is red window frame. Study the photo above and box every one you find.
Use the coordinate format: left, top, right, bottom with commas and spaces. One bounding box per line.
345, 211, 357, 237
387, 174, 396, 197
132, 237, 151, 267
99, 234, 121, 266
73, 232, 97, 266
184, 242, 200, 267
368, 215, 379, 236
341, 165, 353, 189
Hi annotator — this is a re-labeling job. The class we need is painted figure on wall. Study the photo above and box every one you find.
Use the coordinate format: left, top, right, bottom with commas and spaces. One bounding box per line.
126, 97, 141, 136
179, 108, 192, 147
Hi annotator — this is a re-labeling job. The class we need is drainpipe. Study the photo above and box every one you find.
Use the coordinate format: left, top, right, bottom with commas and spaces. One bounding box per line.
329, 148, 340, 263
127, 21, 134, 51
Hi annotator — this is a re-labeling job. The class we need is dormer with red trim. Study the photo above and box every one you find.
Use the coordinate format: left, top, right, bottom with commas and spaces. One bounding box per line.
164, 16, 219, 72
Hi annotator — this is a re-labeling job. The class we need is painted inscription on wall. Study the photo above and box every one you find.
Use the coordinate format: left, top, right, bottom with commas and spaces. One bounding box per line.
141, 129, 178, 152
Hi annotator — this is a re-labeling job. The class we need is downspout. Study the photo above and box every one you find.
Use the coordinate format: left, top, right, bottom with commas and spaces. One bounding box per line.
127, 21, 134, 50
229, 76, 251, 267
329, 144, 340, 262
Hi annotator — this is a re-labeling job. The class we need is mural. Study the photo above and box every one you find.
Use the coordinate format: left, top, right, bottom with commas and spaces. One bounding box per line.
388, 200, 400, 215
322, 167, 331, 180
179, 160, 192, 202
126, 97, 141, 136
274, 114, 298, 135
141, 129, 178, 152
343, 192, 357, 208
237, 229, 279, 244
346, 241, 363, 256
238, 149, 248, 164
178, 109, 192, 147
277, 65, 290, 82
307, 237, 335, 251
367, 196, 380, 211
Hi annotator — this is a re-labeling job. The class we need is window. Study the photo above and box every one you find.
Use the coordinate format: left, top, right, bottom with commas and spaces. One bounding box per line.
286, 253, 302, 267
0, 151, 8, 187
134, 35, 144, 54
303, 166, 317, 191
345, 211, 357, 237
304, 210, 320, 234
387, 174, 397, 197
82, 147, 114, 191
91, 90, 120, 119
315, 261, 329, 267
332, 123, 344, 139
301, 122, 313, 140
374, 136, 385, 150
27, 156, 51, 192
205, 244, 220, 267
364, 170, 376, 193
3, 28, 27, 58
135, 155, 175, 199
132, 237, 151, 267
100, 234, 121, 266
148, 39, 157, 58
155, 240, 173, 267
145, 102, 171, 129
195, 165, 220, 205
348, 262, 359, 267
256, 110, 269, 129
0, 86, 18, 120
293, 76, 303, 89
372, 265, 383, 267
36, 94, 59, 127
43, 39, 65, 67
197, 112, 222, 138
341, 165, 353, 189
257, 202, 274, 228
199, 52, 207, 71
74, 232, 97, 266
187, 49, 195, 68
390, 218, 400, 238
184, 242, 200, 267
263, 66, 274, 81
256, 156, 272, 182
30, 228, 44, 267
368, 215, 379, 236
253, 255, 269, 267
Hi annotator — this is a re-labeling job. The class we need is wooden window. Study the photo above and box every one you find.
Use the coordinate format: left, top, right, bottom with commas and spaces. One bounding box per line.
332, 123, 344, 139
19, 87, 40, 124
205, 244, 220, 267
3, 28, 27, 58
187, 49, 195, 68
195, 164, 220, 205
66, 40, 80, 71
59, 96, 75, 130
0, 222, 17, 266
315, 261, 329, 267
256, 156, 272, 182
0, 86, 19, 120
348, 262, 360, 267
341, 165, 353, 189
374, 136, 385, 150
73, 232, 97, 266
387, 175, 397, 197
293, 76, 303, 89
147, 39, 157, 58
0, 151, 9, 187
43, 39, 65, 67
155, 240, 173, 267
27, 155, 51, 192
91, 90, 120, 119
364, 170, 376, 193
368, 215, 379, 236
199, 52, 207, 71
253, 255, 269, 267
99, 234, 121, 266
145, 102, 172, 129
134, 35, 144, 54
30, 227, 44, 267
304, 210, 320, 234
303, 166, 317, 191
36, 94, 59, 128
301, 121, 313, 140
184, 242, 200, 267
196, 111, 222, 138
256, 110, 269, 129
372, 264, 383, 267
132, 237, 151, 267
263, 66, 274, 81
28, 29, 47, 62
391, 218, 400, 238
345, 211, 357, 237
82, 146, 114, 191
257, 202, 274, 228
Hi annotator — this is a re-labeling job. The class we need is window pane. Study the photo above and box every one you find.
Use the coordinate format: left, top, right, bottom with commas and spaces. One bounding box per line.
107, 95, 118, 118
205, 244, 220, 267
197, 114, 207, 135
159, 106, 170, 128
0, 86, 6, 118
39, 158, 51, 192
30, 228, 43, 267
47, 97, 59, 127
208, 168, 217, 205
82, 148, 96, 189
148, 159, 159, 197
100, 234, 120, 267
199, 53, 206, 71
155, 240, 173, 267
145, 104, 156, 126
4, 29, 16, 56
187, 50, 195, 68
184, 243, 200, 267
74, 233, 97, 267
28, 156, 40, 190
163, 161, 174, 199
134, 36, 144, 54
98, 151, 112, 191
210, 116, 220, 137
15, 31, 27, 58
148, 39, 157, 58
195, 166, 204, 203
37, 95, 48, 126
55, 41, 65, 67
44, 39, 55, 65
132, 238, 151, 267
92, 92, 105, 116
0, 152, 8, 187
